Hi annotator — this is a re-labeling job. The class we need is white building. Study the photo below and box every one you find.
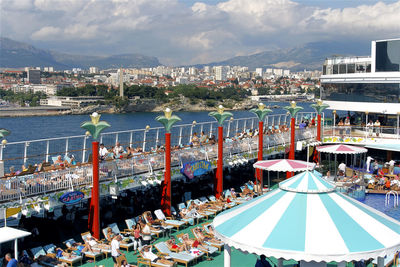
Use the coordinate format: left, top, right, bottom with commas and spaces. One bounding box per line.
283, 69, 290, 76
89, 67, 99, 74
189, 67, 197, 76
273, 69, 283, 76
215, 66, 228, 81
255, 68, 263, 77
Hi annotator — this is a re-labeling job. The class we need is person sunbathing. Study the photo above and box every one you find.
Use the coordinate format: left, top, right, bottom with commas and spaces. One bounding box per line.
55, 247, 73, 259
84, 236, 111, 251
180, 233, 208, 251
194, 227, 221, 244
166, 236, 186, 252
141, 245, 174, 266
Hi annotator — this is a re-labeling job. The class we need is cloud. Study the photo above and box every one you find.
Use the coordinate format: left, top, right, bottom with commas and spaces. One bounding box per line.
1, 0, 399, 65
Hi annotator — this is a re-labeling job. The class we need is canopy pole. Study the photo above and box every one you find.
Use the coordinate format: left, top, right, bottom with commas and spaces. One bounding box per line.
14, 238, 18, 261
224, 244, 231, 267
334, 154, 337, 181
278, 258, 283, 267
337, 262, 346, 267
377, 257, 384, 267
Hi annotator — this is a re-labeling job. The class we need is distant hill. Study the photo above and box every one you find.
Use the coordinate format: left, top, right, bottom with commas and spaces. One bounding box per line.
0, 37, 160, 70
195, 41, 371, 71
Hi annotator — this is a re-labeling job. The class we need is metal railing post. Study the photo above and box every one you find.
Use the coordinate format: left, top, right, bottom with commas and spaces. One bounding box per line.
251, 118, 254, 130
129, 131, 133, 147
235, 120, 239, 133
156, 129, 160, 147
178, 126, 183, 146
142, 130, 147, 152
227, 121, 231, 137
45, 140, 50, 162
23, 142, 28, 166
209, 123, 213, 138
82, 136, 87, 163
65, 138, 69, 157
115, 133, 119, 145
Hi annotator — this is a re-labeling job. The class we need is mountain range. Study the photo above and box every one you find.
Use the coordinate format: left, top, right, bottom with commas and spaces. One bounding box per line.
192, 41, 370, 71
0, 37, 370, 71
0, 37, 160, 70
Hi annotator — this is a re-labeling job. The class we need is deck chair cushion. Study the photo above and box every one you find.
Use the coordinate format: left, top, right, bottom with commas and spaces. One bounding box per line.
125, 218, 136, 230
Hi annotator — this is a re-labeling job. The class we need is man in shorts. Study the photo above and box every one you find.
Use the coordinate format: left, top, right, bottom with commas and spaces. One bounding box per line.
111, 235, 123, 267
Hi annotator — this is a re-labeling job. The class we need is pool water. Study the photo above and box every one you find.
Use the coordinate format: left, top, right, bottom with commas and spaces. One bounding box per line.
360, 193, 400, 221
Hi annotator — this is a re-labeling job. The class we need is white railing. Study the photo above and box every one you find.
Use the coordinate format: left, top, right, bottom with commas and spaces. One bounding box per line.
0, 113, 317, 202
385, 191, 399, 208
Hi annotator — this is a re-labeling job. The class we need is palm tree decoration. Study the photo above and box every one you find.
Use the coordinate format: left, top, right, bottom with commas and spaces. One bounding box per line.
250, 103, 272, 193
283, 101, 303, 177
156, 108, 181, 216
0, 128, 10, 145
155, 108, 182, 133
80, 112, 110, 239
310, 99, 329, 141
284, 101, 304, 118
80, 112, 110, 140
209, 105, 233, 126
209, 105, 233, 197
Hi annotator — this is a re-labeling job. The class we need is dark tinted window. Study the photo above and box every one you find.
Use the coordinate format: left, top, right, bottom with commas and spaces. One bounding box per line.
322, 83, 400, 103
376, 40, 400, 72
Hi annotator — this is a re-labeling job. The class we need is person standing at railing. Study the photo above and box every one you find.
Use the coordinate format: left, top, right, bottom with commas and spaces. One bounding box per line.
338, 119, 344, 137
345, 117, 351, 136
99, 143, 108, 160
374, 119, 381, 136
113, 142, 124, 156
389, 159, 396, 175
366, 120, 374, 137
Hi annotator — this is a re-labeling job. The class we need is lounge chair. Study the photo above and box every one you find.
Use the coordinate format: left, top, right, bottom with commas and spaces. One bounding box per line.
102, 224, 135, 251
32, 245, 82, 267
176, 233, 218, 257
178, 203, 204, 223
190, 199, 218, 216
171, 206, 195, 226
192, 224, 224, 251
154, 209, 186, 230
63, 238, 104, 263
81, 231, 111, 258
142, 212, 166, 237
137, 245, 176, 267
154, 242, 197, 267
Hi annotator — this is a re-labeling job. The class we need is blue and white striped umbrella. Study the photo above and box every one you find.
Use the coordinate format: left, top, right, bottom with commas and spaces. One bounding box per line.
213, 171, 400, 262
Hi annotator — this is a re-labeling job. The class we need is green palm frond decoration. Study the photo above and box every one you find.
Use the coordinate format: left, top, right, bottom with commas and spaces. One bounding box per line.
80, 112, 110, 140
284, 101, 303, 118
250, 103, 272, 121
310, 100, 329, 115
0, 128, 11, 139
156, 108, 182, 133
209, 105, 233, 125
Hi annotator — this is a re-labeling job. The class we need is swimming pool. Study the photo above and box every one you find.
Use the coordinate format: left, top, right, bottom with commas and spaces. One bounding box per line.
360, 193, 400, 221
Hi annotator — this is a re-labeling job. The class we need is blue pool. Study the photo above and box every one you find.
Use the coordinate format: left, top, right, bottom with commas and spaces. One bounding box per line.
360, 193, 400, 221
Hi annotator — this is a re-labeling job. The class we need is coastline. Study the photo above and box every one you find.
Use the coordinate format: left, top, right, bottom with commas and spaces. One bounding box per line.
0, 98, 260, 117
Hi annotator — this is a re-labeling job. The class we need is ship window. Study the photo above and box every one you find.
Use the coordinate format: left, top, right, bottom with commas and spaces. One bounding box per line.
333, 64, 338, 74
347, 64, 355, 73
339, 64, 346, 74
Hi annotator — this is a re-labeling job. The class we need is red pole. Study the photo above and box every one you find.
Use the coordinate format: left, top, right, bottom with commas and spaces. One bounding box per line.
161, 133, 171, 217
216, 126, 224, 198
287, 117, 295, 178
256, 121, 263, 186
317, 114, 321, 141
90, 141, 100, 239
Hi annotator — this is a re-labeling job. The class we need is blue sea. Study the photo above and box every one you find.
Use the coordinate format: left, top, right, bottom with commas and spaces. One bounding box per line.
0, 102, 339, 142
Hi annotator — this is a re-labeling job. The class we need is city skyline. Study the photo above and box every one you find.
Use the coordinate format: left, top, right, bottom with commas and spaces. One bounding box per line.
1, 0, 400, 66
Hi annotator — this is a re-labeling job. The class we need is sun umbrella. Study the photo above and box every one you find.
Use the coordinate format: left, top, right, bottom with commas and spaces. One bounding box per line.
213, 171, 400, 266
316, 144, 367, 154
253, 159, 316, 172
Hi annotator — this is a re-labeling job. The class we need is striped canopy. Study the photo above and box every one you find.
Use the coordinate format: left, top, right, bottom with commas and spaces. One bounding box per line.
316, 144, 367, 154
253, 159, 316, 172
213, 171, 400, 262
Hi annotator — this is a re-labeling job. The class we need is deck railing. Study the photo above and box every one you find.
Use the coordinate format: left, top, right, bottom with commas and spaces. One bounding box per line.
0, 119, 317, 203
0, 112, 317, 170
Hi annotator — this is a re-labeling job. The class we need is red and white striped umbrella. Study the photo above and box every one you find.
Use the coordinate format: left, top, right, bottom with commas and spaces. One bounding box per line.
316, 144, 367, 155
253, 159, 316, 172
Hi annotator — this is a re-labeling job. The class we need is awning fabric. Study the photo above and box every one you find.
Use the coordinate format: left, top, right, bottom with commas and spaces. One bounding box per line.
253, 159, 316, 172
213, 171, 400, 262
0, 227, 31, 244
316, 144, 367, 154
366, 144, 400, 152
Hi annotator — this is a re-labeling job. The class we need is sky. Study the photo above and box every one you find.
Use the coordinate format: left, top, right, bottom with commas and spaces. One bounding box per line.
0, 0, 399, 66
